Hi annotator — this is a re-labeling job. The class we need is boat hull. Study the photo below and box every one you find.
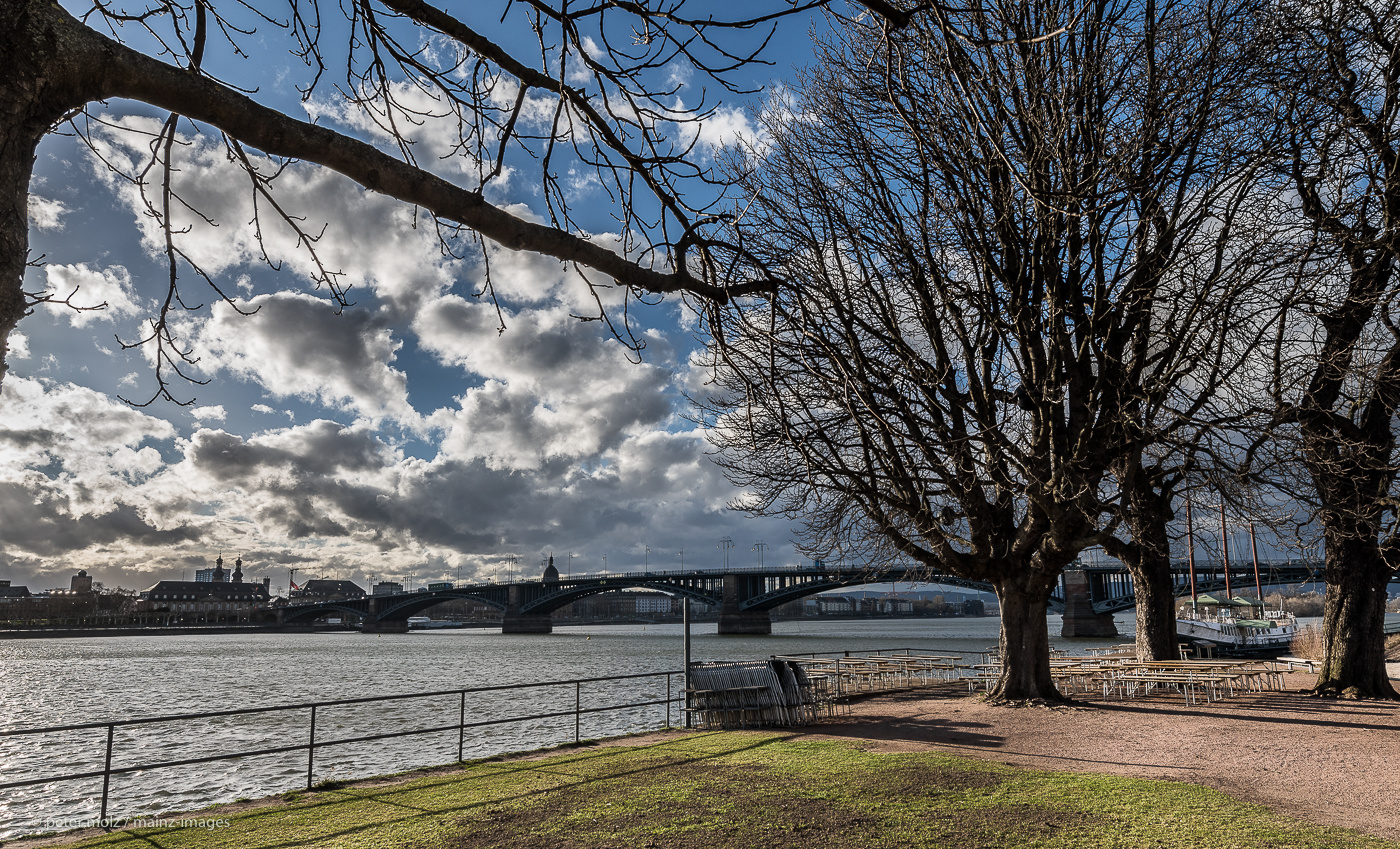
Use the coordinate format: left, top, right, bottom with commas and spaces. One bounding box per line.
1175, 618, 1297, 658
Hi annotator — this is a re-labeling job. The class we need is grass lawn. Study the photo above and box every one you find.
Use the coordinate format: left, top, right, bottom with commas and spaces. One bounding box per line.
32, 731, 1398, 849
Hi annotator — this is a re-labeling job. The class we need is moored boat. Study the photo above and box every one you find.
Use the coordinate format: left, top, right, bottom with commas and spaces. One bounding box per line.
1176, 595, 1297, 656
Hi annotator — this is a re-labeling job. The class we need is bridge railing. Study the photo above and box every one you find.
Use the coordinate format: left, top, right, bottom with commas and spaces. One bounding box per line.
0, 669, 681, 834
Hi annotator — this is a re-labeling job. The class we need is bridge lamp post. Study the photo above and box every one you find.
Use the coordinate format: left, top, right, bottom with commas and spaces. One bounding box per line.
644, 545, 650, 571
679, 549, 684, 570
753, 541, 767, 569
568, 553, 575, 579
719, 537, 734, 570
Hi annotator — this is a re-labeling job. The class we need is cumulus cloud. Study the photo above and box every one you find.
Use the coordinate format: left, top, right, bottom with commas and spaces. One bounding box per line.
27, 195, 68, 231
6, 332, 29, 360
0, 377, 200, 565
416, 295, 673, 469
193, 293, 418, 426
42, 264, 144, 327
190, 405, 227, 422
90, 118, 462, 314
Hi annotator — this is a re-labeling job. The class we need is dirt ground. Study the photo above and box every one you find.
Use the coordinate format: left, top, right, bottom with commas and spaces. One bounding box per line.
792, 673, 1400, 840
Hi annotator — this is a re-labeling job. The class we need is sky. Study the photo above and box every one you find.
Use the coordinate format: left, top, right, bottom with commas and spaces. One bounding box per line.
2, 1, 834, 595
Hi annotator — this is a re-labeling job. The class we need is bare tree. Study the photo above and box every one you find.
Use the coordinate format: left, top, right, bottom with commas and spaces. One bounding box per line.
2, 0, 902, 400
699, 0, 1265, 699
1265, 0, 1400, 699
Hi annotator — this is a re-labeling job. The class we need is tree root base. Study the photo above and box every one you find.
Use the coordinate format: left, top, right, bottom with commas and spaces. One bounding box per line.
981, 694, 1075, 709
1303, 682, 1400, 701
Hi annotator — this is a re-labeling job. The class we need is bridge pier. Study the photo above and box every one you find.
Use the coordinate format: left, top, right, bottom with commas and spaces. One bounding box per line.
717, 574, 772, 635
503, 586, 552, 633
361, 618, 409, 634
1060, 568, 1118, 638
501, 613, 553, 634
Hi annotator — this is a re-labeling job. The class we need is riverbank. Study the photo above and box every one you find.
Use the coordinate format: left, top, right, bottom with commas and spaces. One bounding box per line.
13, 680, 1400, 848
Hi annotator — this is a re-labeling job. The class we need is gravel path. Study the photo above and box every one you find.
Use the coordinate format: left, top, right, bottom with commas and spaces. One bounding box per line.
797, 673, 1400, 839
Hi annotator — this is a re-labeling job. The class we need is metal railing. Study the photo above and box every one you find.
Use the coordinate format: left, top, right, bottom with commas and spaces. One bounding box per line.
0, 670, 682, 827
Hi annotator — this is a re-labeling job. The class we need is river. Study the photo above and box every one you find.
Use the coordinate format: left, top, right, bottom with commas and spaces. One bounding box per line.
0, 612, 1334, 838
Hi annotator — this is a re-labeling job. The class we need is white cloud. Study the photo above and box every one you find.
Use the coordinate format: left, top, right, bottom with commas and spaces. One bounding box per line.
190, 405, 227, 422
416, 295, 674, 470
193, 294, 418, 427
42, 264, 144, 327
6, 332, 29, 360
251, 404, 276, 414
90, 119, 462, 314
27, 195, 68, 231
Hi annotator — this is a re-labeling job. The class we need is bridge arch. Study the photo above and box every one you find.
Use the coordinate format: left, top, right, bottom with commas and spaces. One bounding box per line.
279, 601, 370, 624
374, 590, 508, 621
518, 578, 723, 616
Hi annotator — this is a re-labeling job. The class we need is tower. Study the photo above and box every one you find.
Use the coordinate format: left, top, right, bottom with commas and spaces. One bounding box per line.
232, 557, 244, 583
213, 555, 226, 583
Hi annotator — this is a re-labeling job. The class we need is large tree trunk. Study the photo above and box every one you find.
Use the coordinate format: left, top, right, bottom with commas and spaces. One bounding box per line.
989, 576, 1062, 703
1, 0, 111, 385
0, 119, 38, 385
1104, 471, 1180, 661
1127, 555, 1179, 661
1121, 506, 1180, 662
1310, 534, 1397, 699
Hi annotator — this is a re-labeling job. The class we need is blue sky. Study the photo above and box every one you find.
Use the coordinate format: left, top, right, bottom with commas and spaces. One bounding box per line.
2, 1, 837, 594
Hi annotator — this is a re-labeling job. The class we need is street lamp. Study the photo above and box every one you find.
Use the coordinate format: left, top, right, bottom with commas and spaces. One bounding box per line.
753, 541, 767, 569
719, 537, 734, 570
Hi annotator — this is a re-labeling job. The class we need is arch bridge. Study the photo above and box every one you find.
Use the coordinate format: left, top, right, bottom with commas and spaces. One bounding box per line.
276, 559, 1324, 636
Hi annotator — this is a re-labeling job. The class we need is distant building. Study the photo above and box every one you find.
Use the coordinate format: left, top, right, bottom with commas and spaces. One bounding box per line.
139, 578, 270, 616
373, 581, 404, 596
195, 556, 249, 584
633, 593, 673, 615
542, 556, 559, 583
0, 579, 31, 601
817, 597, 854, 614
70, 570, 94, 594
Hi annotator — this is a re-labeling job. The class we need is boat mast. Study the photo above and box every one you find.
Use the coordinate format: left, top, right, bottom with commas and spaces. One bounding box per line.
1186, 497, 1198, 612
1249, 522, 1264, 603
1219, 501, 1232, 599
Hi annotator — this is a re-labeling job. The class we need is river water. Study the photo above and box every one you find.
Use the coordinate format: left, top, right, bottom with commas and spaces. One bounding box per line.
0, 611, 1329, 838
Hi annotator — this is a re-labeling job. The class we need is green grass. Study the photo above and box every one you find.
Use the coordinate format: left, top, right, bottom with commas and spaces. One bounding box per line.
37, 733, 1398, 849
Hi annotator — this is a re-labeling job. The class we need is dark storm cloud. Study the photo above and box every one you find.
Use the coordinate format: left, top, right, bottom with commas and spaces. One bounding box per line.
189, 421, 389, 481
0, 481, 203, 556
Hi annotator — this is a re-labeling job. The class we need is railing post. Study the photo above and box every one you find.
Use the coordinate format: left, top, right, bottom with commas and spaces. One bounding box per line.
306, 705, 317, 790
574, 682, 581, 744
665, 674, 671, 730
458, 691, 466, 762
99, 723, 114, 827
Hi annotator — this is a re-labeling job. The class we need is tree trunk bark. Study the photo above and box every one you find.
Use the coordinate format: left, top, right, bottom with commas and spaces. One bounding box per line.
1127, 554, 1179, 661
1310, 535, 1397, 699
1, 0, 114, 384
1104, 474, 1180, 661
0, 119, 38, 385
989, 577, 1062, 703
